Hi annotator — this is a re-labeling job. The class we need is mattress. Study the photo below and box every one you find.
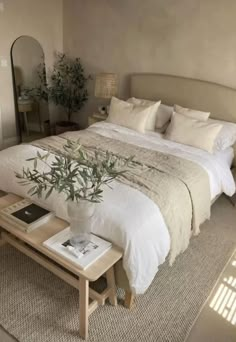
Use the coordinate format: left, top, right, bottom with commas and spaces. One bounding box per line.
0, 122, 234, 294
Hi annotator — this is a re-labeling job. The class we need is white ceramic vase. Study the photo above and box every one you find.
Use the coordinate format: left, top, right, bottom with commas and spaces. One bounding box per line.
67, 200, 95, 239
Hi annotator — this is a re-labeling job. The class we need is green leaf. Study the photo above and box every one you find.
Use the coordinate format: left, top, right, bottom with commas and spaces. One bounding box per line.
45, 186, 54, 199
16, 138, 132, 204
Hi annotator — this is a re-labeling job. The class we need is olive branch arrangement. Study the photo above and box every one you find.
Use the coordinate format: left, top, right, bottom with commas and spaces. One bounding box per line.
15, 140, 133, 203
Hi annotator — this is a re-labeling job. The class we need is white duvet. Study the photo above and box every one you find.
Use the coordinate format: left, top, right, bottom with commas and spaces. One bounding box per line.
0, 122, 235, 294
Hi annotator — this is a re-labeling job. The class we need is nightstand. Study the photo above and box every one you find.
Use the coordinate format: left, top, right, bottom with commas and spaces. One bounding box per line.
88, 113, 108, 126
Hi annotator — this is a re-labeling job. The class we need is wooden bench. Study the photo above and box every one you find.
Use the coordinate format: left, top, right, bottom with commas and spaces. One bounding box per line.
0, 193, 123, 340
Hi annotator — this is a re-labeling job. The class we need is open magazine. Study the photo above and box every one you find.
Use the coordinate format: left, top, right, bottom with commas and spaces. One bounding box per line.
43, 227, 112, 270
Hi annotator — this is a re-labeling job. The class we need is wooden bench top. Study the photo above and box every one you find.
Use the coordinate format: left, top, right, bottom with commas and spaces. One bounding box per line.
0, 193, 123, 282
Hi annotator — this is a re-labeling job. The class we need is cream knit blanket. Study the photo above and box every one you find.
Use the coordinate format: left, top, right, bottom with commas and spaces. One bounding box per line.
32, 130, 211, 265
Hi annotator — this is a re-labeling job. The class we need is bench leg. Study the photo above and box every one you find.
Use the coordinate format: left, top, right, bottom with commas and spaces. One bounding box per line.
106, 267, 117, 306
79, 277, 89, 340
124, 290, 135, 309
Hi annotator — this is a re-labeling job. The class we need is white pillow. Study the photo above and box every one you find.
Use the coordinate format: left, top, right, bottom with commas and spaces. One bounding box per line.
165, 112, 222, 153
208, 118, 236, 152
126, 97, 161, 130
174, 104, 210, 121
127, 97, 172, 129
107, 97, 156, 133
157, 104, 173, 129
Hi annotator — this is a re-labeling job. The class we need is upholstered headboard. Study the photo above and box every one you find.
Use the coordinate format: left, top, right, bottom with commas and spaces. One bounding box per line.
130, 74, 236, 123
130, 73, 236, 166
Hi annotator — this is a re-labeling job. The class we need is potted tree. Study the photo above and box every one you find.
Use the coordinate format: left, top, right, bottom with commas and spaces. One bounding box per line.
40, 53, 91, 134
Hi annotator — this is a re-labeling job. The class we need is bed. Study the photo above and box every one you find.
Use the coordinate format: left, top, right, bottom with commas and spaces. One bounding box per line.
0, 74, 236, 306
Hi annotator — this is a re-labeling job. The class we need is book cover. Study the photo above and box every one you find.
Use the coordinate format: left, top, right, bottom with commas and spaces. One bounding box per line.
0, 199, 54, 232
12, 203, 50, 224
43, 227, 112, 270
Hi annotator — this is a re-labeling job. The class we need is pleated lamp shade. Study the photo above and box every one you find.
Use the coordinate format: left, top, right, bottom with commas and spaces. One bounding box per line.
95, 73, 118, 99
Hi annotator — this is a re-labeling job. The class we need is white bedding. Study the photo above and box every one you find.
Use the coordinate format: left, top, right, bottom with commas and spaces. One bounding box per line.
0, 122, 235, 294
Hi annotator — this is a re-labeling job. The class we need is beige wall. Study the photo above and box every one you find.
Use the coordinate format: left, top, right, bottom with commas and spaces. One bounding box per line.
1, 0, 236, 138
63, 0, 236, 128
0, 0, 63, 145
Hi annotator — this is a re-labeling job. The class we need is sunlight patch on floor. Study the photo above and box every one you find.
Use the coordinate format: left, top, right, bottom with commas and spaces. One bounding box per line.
209, 257, 236, 325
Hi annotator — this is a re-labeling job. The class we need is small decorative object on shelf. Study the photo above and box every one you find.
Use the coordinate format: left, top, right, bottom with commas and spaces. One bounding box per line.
43, 227, 112, 270
0, 199, 54, 232
98, 105, 106, 115
16, 139, 133, 240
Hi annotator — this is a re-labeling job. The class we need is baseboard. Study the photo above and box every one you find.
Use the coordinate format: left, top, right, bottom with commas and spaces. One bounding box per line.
2, 136, 19, 149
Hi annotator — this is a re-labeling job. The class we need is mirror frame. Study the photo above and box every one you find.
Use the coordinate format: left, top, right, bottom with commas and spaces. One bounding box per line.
10, 35, 45, 143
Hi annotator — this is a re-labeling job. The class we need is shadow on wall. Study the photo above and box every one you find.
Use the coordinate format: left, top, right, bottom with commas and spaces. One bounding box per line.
11, 35, 50, 143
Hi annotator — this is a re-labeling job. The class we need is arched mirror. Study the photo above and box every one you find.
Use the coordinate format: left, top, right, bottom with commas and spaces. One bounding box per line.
11, 36, 50, 142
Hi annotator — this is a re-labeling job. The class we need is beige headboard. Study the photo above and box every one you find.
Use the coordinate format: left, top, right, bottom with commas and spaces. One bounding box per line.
130, 73, 236, 167
130, 73, 236, 123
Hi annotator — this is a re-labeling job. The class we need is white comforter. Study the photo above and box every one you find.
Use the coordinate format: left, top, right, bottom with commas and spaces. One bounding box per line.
0, 122, 235, 294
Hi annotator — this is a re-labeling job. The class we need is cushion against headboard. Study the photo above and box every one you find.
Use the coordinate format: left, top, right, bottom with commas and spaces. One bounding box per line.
130, 74, 236, 123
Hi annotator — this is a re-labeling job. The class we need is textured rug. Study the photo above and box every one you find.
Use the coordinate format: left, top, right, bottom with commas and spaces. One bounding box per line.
0, 196, 236, 342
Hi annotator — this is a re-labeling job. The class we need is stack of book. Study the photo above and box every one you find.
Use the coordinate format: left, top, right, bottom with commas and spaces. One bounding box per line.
43, 228, 112, 270
0, 197, 112, 270
0, 199, 54, 232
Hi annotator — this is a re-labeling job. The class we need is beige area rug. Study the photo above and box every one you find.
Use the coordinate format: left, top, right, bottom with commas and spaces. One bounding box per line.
0, 196, 236, 342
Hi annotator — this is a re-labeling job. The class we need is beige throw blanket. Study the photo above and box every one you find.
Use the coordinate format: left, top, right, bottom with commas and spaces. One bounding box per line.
32, 130, 211, 265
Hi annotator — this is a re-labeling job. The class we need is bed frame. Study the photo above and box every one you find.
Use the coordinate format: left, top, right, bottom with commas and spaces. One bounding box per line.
116, 73, 236, 308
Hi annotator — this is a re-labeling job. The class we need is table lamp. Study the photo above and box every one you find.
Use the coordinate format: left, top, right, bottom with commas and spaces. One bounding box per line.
95, 73, 118, 115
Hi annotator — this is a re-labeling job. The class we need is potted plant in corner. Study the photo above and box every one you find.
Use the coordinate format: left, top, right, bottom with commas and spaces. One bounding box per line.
44, 53, 91, 135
